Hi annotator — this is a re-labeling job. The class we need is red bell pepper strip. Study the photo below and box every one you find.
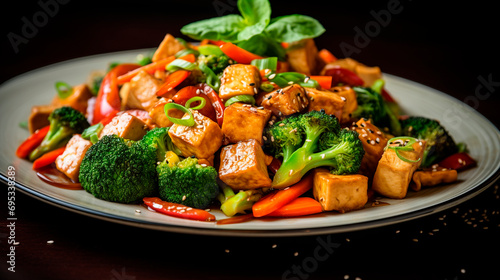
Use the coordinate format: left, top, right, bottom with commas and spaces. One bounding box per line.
310, 75, 333, 90
318, 49, 337, 64
252, 172, 314, 217
116, 56, 175, 84
93, 63, 140, 124
16, 125, 50, 159
172, 86, 217, 123
156, 70, 191, 97
216, 213, 254, 225
323, 67, 364, 87
32, 146, 66, 170
143, 197, 216, 222
381, 88, 396, 103
266, 197, 323, 217
438, 152, 477, 171
220, 42, 264, 64
197, 83, 225, 127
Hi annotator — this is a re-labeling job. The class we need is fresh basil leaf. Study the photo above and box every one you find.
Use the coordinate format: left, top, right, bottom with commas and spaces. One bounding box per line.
236, 34, 286, 61
266, 14, 326, 42
180, 14, 246, 42
238, 0, 271, 26
237, 21, 268, 42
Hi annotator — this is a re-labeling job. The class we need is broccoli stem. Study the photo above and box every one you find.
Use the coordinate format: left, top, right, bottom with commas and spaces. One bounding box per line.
218, 184, 262, 217
29, 127, 72, 161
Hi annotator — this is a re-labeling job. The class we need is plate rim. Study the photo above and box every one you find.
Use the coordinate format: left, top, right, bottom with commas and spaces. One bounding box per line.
1, 49, 499, 237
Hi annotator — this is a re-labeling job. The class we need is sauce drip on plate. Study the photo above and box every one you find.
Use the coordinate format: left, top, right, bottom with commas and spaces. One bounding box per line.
36, 164, 82, 190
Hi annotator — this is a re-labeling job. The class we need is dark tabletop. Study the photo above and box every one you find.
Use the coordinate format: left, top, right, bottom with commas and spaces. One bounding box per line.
1, 1, 499, 279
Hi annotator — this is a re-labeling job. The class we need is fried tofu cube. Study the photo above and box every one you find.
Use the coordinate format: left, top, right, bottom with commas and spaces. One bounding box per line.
354, 64, 382, 87
313, 168, 369, 213
99, 113, 148, 141
219, 139, 272, 190
261, 84, 309, 116
119, 70, 163, 112
286, 39, 319, 75
330, 86, 357, 123
411, 169, 458, 192
350, 119, 388, 179
55, 134, 92, 182
52, 84, 94, 114
168, 110, 223, 159
221, 103, 272, 145
148, 98, 185, 128
372, 140, 427, 199
305, 87, 344, 120
28, 104, 60, 134
219, 64, 261, 100
152, 34, 185, 62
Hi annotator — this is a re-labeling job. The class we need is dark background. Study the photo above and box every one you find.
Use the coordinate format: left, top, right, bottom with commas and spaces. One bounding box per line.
1, 0, 499, 279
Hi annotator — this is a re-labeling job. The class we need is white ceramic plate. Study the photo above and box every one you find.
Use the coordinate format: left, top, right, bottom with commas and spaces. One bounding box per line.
1, 49, 499, 237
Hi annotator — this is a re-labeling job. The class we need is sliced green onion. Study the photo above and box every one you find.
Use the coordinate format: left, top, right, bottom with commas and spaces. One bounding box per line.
266, 72, 319, 88
385, 136, 421, 163
185, 96, 207, 110
371, 79, 385, 94
175, 37, 189, 48
81, 123, 104, 144
164, 102, 195, 127
136, 54, 152, 66
224, 95, 256, 107
55, 81, 73, 99
198, 62, 221, 92
251, 57, 278, 72
19, 121, 28, 130
260, 83, 275, 92
175, 48, 199, 58
166, 59, 198, 72
198, 45, 225, 56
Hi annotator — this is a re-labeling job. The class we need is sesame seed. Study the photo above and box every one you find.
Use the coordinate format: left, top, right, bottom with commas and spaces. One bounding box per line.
263, 136, 268, 141
268, 73, 276, 79
370, 140, 376, 145
249, 83, 256, 86
294, 252, 299, 257
225, 249, 230, 253
182, 195, 187, 201
304, 76, 310, 83
340, 96, 346, 102
254, 87, 258, 94
47, 240, 54, 244
272, 244, 278, 248
195, 89, 200, 94
135, 209, 141, 213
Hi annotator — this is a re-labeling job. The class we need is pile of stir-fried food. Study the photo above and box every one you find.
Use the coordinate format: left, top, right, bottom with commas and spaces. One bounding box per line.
16, 0, 476, 222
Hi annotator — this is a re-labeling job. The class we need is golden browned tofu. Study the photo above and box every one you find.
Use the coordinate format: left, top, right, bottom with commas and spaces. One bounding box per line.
219, 64, 261, 100
411, 169, 458, 192
313, 168, 369, 213
354, 64, 382, 87
321, 58, 359, 74
55, 134, 92, 182
330, 86, 357, 123
28, 104, 60, 134
52, 84, 94, 114
219, 139, 272, 190
152, 34, 185, 62
148, 98, 185, 128
286, 39, 319, 75
119, 70, 163, 112
372, 139, 427, 199
261, 84, 308, 116
305, 87, 344, 120
99, 113, 148, 141
221, 103, 272, 145
350, 119, 388, 179
168, 110, 223, 159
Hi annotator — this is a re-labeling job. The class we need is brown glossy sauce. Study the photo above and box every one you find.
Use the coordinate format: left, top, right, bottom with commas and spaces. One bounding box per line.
36, 164, 82, 190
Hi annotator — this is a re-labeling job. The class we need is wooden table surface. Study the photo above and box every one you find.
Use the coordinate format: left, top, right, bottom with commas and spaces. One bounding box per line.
1, 1, 499, 279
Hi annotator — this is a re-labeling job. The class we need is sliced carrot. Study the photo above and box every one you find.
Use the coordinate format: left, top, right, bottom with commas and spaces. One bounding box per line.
266, 197, 323, 217
310, 75, 333, 89
252, 172, 314, 217
318, 49, 337, 64
16, 125, 50, 159
32, 146, 66, 170
220, 42, 264, 64
117, 56, 175, 84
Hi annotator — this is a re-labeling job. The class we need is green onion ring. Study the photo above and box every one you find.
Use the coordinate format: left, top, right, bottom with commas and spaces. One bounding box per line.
385, 136, 421, 163
163, 102, 195, 127
224, 95, 256, 107
55, 81, 73, 99
166, 59, 198, 72
185, 96, 207, 110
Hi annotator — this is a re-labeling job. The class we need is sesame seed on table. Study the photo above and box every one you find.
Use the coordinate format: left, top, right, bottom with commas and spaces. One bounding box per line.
1, 1, 499, 280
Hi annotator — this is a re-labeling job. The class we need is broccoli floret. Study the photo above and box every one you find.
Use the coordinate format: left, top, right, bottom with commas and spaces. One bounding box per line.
217, 183, 263, 217
141, 127, 182, 161
264, 110, 364, 188
79, 134, 158, 203
400, 116, 458, 167
157, 156, 219, 209
197, 54, 232, 75
352, 85, 401, 135
29, 106, 90, 161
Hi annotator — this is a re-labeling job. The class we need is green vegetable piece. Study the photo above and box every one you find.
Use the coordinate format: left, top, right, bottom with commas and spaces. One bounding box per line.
55, 81, 73, 99
81, 123, 104, 144
385, 136, 421, 163
224, 95, 256, 107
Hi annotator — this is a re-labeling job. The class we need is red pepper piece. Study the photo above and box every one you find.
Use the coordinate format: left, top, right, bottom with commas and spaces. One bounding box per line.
32, 146, 66, 170
438, 152, 477, 171
143, 197, 216, 222
266, 197, 323, 217
93, 64, 140, 124
197, 83, 225, 127
220, 42, 264, 64
172, 86, 217, 123
16, 125, 51, 159
117, 56, 176, 85
323, 67, 364, 87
